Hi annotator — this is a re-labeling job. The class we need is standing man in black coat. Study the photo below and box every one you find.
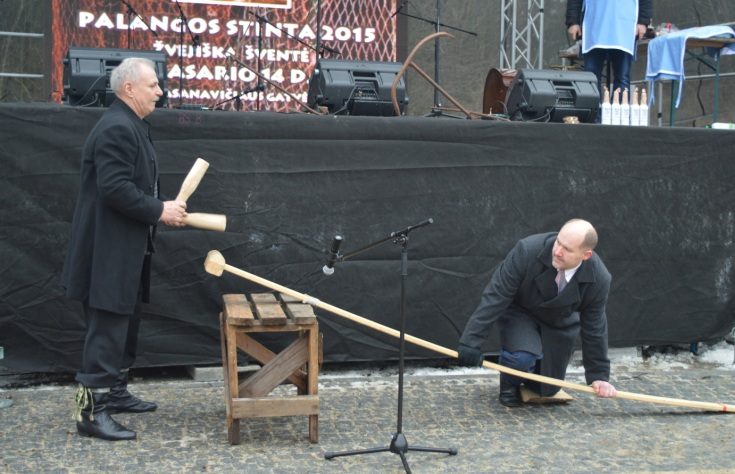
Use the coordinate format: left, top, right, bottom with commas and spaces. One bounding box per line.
457, 219, 617, 407
62, 57, 187, 440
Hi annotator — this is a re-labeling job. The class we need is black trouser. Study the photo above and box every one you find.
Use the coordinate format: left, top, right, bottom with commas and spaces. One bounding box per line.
75, 299, 142, 388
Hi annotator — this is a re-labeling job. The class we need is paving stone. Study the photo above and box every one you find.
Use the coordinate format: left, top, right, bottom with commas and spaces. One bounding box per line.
1, 367, 734, 473
185, 364, 260, 382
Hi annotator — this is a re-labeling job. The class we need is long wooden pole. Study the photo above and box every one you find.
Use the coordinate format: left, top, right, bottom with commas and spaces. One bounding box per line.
204, 250, 735, 413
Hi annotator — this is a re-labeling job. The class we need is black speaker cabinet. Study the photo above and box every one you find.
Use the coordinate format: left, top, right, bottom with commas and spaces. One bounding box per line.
63, 47, 167, 107
307, 59, 408, 116
505, 69, 600, 122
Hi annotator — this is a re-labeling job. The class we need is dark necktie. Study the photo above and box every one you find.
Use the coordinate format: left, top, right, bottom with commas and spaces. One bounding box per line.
556, 269, 567, 294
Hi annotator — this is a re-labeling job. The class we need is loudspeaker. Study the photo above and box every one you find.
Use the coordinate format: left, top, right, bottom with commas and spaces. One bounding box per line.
63, 47, 167, 107
505, 69, 599, 123
307, 59, 408, 116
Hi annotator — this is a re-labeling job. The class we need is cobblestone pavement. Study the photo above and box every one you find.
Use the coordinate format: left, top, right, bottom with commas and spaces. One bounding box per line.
2, 363, 735, 473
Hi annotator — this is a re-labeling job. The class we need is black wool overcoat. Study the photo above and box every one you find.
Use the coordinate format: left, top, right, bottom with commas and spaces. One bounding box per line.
61, 100, 163, 315
460, 232, 612, 390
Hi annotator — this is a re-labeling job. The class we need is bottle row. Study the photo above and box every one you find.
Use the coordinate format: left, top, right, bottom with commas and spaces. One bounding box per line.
600, 86, 650, 126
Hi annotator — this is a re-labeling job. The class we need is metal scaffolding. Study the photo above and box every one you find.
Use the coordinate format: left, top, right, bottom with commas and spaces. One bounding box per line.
499, 0, 545, 69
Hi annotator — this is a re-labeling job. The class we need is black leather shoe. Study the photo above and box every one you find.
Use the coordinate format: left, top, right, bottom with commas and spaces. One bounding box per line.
77, 409, 137, 441
498, 378, 523, 408
105, 390, 157, 414
106, 372, 157, 414
74, 388, 136, 441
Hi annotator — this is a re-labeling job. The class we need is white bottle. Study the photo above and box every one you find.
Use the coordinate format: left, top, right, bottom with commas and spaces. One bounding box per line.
712, 122, 735, 130
640, 88, 650, 126
620, 89, 630, 126
611, 88, 621, 126
601, 87, 612, 125
630, 87, 641, 126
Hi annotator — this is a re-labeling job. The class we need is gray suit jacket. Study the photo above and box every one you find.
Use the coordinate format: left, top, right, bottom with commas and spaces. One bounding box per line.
460, 232, 612, 385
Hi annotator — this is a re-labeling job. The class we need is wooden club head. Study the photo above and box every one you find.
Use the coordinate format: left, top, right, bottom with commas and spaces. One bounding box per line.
184, 213, 227, 232
176, 157, 210, 202
204, 250, 226, 276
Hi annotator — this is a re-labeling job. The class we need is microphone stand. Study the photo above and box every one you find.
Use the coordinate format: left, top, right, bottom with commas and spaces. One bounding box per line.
211, 84, 265, 111
121, 0, 158, 49
313, 0, 341, 58
324, 218, 457, 474
254, 11, 264, 111
174, 0, 200, 108
249, 10, 338, 58
226, 53, 323, 114
316, 0, 321, 57
243, 9, 337, 112
395, 0, 476, 114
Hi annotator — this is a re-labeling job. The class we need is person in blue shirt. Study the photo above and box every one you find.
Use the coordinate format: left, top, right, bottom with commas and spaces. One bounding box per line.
566, 0, 653, 100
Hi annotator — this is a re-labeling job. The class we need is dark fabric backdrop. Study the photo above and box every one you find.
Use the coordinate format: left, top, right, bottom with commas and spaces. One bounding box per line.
1, 103, 734, 372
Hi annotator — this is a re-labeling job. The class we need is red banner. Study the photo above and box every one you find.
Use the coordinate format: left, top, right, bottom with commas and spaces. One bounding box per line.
51, 0, 397, 111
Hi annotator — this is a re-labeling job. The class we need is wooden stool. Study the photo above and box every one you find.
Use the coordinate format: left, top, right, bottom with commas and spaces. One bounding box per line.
220, 292, 321, 445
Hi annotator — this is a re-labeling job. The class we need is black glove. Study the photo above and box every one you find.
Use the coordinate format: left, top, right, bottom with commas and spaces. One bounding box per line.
457, 343, 483, 367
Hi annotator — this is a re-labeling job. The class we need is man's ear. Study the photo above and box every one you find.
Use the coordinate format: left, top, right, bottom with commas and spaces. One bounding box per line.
123, 80, 134, 98
582, 249, 593, 261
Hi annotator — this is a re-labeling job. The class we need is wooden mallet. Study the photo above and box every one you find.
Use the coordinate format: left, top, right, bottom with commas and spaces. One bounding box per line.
176, 158, 226, 232
203, 249, 735, 413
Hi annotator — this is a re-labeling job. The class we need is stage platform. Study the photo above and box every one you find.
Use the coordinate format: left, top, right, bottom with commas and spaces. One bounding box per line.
1, 103, 734, 372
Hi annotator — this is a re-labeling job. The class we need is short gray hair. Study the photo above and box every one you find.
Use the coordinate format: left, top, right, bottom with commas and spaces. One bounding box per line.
110, 57, 156, 94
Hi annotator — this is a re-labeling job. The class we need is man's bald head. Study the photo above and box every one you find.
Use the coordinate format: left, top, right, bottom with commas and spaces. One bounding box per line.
552, 219, 597, 270
560, 218, 598, 250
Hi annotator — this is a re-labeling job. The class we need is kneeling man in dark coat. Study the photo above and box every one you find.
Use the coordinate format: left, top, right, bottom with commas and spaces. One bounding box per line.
457, 219, 617, 407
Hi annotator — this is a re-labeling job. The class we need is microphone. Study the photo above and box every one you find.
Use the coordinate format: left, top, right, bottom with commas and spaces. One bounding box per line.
322, 235, 343, 275
390, 0, 408, 18
249, 11, 267, 22
320, 44, 340, 55
390, 218, 433, 238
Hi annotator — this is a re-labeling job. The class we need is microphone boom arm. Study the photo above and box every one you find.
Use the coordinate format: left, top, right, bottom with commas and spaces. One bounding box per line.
211, 83, 264, 110
248, 11, 328, 55
121, 0, 158, 37
338, 218, 434, 263
227, 53, 324, 114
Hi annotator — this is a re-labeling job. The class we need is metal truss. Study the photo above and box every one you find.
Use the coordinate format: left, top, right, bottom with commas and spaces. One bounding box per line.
499, 0, 545, 69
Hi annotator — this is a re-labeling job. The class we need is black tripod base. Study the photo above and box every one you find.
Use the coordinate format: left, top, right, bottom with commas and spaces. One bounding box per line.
324, 432, 457, 473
